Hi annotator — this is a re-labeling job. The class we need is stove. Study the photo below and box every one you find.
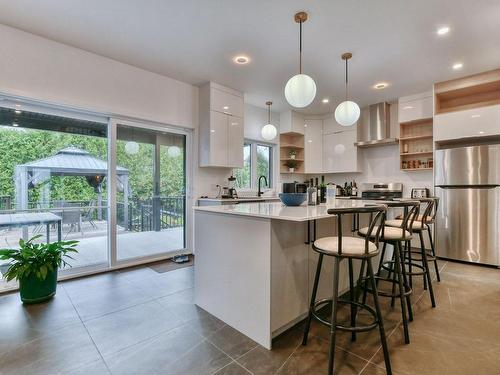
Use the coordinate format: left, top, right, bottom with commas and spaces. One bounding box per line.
360, 183, 403, 200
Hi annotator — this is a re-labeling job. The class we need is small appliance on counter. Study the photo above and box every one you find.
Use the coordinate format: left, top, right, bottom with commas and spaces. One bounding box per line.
282, 182, 307, 194
217, 175, 238, 198
411, 188, 430, 198
360, 183, 403, 200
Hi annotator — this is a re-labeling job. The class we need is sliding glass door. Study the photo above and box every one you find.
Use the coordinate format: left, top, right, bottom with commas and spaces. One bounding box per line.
115, 124, 186, 262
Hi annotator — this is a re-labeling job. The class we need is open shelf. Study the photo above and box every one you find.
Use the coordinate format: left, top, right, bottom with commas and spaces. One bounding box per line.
399, 118, 433, 172
280, 132, 305, 174
400, 151, 433, 156
434, 69, 500, 114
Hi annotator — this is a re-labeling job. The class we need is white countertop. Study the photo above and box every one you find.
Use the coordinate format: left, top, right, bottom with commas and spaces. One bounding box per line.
193, 200, 389, 222
198, 197, 280, 203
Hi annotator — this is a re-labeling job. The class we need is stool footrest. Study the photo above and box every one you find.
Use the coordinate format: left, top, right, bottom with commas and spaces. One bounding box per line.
361, 277, 412, 298
311, 298, 379, 333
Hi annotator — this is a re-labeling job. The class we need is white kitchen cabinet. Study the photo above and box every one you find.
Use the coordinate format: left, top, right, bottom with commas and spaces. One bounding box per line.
226, 116, 244, 167
322, 114, 346, 134
323, 129, 361, 173
279, 111, 305, 134
398, 91, 433, 123
434, 104, 500, 142
304, 119, 323, 173
199, 82, 244, 167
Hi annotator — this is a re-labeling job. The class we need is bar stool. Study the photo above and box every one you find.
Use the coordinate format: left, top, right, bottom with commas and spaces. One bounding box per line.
358, 201, 419, 344
302, 205, 392, 375
391, 197, 441, 284
385, 198, 437, 308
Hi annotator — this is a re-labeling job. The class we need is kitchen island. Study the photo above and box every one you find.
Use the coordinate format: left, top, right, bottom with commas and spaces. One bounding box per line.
193, 200, 385, 349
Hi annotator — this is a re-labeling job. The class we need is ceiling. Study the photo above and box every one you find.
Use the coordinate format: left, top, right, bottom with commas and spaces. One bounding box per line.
0, 0, 499, 114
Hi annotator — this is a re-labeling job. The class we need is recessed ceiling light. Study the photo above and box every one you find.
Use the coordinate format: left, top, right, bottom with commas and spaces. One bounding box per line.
322, 98, 329, 104
437, 26, 450, 36
452, 62, 463, 70
233, 55, 250, 64
479, 131, 485, 134
373, 82, 388, 90
12, 123, 19, 127
15, 110, 22, 114
403, 106, 414, 110
471, 114, 481, 118
223, 106, 229, 110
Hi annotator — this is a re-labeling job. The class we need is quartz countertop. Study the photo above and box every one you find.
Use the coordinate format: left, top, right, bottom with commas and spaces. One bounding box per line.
198, 196, 280, 203
193, 200, 390, 222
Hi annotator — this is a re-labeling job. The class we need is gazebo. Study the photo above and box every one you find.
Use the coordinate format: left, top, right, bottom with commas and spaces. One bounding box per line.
14, 146, 130, 225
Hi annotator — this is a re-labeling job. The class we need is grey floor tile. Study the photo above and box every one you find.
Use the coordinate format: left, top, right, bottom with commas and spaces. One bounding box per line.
214, 361, 253, 375
0, 322, 101, 375
208, 324, 258, 359
63, 280, 153, 321
62, 358, 111, 375
134, 266, 194, 299
164, 340, 232, 375
84, 300, 184, 356
104, 325, 203, 375
0, 287, 80, 355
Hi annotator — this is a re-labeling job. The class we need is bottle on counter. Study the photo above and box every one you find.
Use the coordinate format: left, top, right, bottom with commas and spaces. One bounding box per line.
315, 177, 320, 205
320, 175, 326, 203
307, 179, 317, 206
352, 180, 358, 197
326, 184, 336, 208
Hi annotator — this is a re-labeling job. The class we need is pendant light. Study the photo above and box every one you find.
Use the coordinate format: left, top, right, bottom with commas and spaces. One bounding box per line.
334, 52, 360, 126
284, 12, 316, 108
261, 101, 277, 141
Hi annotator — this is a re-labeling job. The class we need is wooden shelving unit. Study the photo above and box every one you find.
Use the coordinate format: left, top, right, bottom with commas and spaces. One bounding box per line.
434, 69, 500, 114
399, 118, 433, 171
280, 132, 305, 174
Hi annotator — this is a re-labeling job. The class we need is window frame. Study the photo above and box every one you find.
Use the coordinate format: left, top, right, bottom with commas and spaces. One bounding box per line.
235, 139, 274, 190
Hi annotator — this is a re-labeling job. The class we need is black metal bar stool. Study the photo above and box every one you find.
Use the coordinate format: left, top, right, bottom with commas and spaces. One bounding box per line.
357, 200, 419, 344
391, 197, 441, 284
302, 204, 392, 375
386, 198, 437, 308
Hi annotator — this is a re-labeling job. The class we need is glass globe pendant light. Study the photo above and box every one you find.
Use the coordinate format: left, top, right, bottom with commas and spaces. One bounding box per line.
261, 101, 277, 141
284, 12, 316, 108
334, 52, 360, 126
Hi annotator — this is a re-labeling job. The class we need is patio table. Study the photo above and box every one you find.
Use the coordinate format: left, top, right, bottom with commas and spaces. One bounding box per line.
0, 212, 62, 243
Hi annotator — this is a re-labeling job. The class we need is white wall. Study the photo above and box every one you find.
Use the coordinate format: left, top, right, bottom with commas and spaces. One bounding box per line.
0, 24, 198, 128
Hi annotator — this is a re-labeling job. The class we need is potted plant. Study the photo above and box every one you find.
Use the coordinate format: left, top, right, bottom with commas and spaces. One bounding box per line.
284, 159, 298, 173
288, 149, 297, 160
0, 235, 78, 304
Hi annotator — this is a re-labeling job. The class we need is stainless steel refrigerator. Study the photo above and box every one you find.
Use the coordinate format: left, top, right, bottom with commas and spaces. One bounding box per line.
435, 144, 500, 266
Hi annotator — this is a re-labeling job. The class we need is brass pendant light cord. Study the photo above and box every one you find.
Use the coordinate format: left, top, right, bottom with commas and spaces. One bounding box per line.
345, 58, 348, 101
266, 101, 272, 123
299, 20, 302, 74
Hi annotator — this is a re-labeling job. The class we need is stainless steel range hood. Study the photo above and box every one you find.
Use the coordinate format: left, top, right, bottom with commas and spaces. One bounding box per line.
354, 102, 398, 147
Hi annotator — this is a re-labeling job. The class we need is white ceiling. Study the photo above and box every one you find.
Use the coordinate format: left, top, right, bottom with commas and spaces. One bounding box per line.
0, 0, 499, 114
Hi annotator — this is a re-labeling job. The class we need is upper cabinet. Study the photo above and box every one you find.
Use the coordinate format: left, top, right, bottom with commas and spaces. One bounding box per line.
304, 119, 323, 174
279, 110, 305, 134
398, 91, 433, 123
433, 69, 500, 142
322, 128, 362, 173
199, 82, 244, 168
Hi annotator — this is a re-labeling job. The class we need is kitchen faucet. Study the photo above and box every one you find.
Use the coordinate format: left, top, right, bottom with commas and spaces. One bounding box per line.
258, 175, 268, 197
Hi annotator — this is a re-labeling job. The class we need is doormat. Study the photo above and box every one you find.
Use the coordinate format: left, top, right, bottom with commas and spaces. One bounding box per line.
149, 255, 194, 273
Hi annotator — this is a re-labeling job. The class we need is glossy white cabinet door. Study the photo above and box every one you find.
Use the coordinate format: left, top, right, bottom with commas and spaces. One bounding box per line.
227, 116, 244, 167
323, 130, 359, 173
209, 111, 228, 166
322, 114, 346, 135
211, 88, 244, 118
398, 94, 433, 123
304, 119, 323, 173
434, 104, 500, 141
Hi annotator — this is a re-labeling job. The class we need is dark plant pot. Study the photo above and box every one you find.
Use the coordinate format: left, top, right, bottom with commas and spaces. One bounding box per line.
19, 269, 58, 304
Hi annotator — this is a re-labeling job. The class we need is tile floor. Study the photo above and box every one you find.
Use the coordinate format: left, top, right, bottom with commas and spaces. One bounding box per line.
0, 260, 499, 374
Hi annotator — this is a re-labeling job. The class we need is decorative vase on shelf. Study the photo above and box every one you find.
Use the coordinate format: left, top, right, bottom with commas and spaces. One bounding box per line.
289, 168, 295, 173
290, 154, 296, 160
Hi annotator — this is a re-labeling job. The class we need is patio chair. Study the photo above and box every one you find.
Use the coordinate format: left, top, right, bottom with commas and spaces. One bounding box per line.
82, 200, 98, 229
61, 208, 82, 238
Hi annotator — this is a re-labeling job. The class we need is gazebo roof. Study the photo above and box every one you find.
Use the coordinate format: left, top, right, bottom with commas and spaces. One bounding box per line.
18, 146, 128, 176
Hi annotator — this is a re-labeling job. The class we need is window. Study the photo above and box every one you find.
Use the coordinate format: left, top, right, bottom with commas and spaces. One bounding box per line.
234, 141, 273, 190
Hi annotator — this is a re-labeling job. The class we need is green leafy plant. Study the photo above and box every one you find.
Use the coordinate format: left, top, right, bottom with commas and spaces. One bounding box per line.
0, 236, 78, 282
284, 159, 298, 169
